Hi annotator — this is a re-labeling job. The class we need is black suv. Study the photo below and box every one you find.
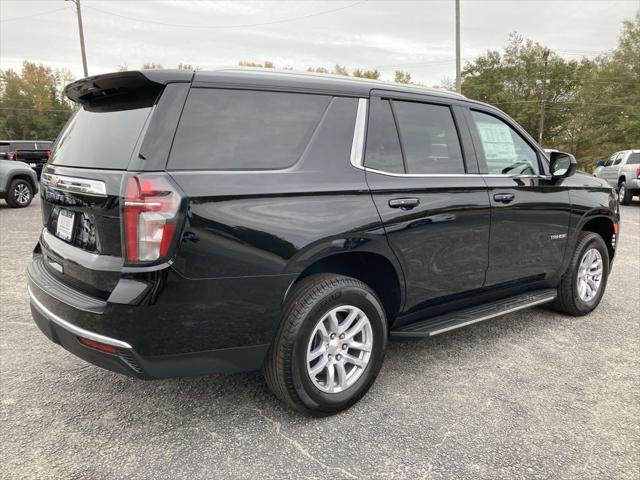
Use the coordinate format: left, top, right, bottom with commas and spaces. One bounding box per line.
0, 140, 52, 178
28, 70, 619, 415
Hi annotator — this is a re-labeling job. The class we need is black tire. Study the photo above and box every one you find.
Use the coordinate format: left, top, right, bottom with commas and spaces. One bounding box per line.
552, 232, 609, 316
618, 181, 632, 205
264, 273, 387, 416
5, 179, 33, 208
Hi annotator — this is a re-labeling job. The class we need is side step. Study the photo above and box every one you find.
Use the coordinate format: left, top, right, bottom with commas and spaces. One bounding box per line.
390, 289, 557, 338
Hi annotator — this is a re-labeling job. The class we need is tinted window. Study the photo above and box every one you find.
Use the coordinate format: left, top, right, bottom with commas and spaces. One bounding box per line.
51, 106, 152, 169
364, 98, 404, 173
394, 101, 464, 174
14, 142, 35, 150
471, 110, 539, 175
627, 152, 640, 164
169, 89, 331, 170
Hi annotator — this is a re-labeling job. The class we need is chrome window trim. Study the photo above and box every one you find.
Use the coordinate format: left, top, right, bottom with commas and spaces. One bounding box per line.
28, 287, 133, 349
41, 173, 107, 197
350, 98, 368, 169
349, 97, 552, 180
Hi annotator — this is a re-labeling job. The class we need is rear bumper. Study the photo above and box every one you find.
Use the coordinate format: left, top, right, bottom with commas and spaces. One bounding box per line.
27, 256, 271, 378
626, 178, 640, 191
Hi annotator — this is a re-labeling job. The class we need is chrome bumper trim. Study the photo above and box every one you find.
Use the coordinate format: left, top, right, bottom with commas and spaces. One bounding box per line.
28, 286, 132, 349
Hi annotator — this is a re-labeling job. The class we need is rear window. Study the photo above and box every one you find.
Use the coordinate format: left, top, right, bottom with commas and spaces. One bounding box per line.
168, 89, 331, 170
627, 152, 640, 164
0, 144, 10, 153
14, 142, 35, 150
51, 106, 152, 169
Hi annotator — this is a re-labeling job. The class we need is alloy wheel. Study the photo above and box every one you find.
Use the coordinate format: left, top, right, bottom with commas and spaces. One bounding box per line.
13, 183, 31, 205
306, 305, 373, 393
577, 248, 603, 302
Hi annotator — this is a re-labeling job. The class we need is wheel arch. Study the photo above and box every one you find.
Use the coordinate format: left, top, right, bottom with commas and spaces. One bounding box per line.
284, 250, 405, 324
9, 173, 36, 192
578, 215, 616, 263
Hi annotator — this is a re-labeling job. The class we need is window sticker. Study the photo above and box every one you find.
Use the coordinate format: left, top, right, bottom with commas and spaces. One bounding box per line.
476, 121, 516, 161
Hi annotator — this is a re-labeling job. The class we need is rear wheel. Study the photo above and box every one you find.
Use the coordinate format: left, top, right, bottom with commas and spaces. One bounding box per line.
264, 274, 387, 416
552, 232, 609, 316
6, 179, 33, 208
618, 181, 632, 205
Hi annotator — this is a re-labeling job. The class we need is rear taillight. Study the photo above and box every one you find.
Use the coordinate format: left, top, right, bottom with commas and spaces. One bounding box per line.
46, 150, 52, 159
636, 167, 640, 179
78, 337, 118, 354
6, 151, 17, 160
121, 174, 182, 264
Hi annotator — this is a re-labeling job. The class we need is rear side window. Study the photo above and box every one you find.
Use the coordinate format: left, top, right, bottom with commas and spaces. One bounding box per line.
169, 89, 331, 170
626, 152, 640, 164
393, 101, 464, 174
52, 106, 152, 169
14, 142, 35, 150
364, 98, 404, 173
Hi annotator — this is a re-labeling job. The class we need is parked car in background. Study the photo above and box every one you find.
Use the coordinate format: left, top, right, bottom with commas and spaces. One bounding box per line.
0, 159, 38, 208
28, 70, 619, 415
594, 150, 640, 204
0, 140, 52, 178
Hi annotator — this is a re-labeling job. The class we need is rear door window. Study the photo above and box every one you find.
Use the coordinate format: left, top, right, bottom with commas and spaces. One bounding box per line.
364, 98, 404, 173
393, 101, 465, 174
168, 89, 331, 170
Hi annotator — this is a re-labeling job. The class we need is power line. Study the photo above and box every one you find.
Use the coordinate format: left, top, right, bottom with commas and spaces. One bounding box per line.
0, 5, 72, 23
80, 1, 367, 29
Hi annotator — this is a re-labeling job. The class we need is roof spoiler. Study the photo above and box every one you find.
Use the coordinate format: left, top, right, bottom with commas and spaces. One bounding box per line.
65, 70, 193, 104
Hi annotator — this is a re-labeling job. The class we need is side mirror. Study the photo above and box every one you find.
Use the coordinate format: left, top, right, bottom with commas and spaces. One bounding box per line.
549, 151, 577, 180
596, 160, 606, 167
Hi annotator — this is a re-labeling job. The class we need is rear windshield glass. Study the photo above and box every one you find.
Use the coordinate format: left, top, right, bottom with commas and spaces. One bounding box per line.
14, 142, 36, 150
51, 106, 152, 169
169, 89, 331, 170
0, 144, 9, 153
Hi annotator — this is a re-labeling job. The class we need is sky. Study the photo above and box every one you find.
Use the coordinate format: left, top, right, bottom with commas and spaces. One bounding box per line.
1, 0, 638, 86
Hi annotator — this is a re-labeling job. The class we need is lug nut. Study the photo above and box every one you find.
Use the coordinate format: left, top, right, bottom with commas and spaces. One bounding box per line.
330, 333, 336, 339
339, 333, 345, 339
342, 344, 347, 350
327, 354, 332, 359
336, 354, 342, 361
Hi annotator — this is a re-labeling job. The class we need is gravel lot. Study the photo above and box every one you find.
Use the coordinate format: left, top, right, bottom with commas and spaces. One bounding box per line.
1, 195, 639, 480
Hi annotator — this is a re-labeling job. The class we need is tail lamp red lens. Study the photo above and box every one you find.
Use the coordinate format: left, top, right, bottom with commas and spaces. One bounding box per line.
78, 337, 119, 354
636, 167, 640, 179
7, 151, 17, 160
121, 174, 181, 264
46, 150, 52, 159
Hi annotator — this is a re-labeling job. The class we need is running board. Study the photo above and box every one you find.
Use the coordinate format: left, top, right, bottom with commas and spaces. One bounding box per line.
390, 289, 557, 338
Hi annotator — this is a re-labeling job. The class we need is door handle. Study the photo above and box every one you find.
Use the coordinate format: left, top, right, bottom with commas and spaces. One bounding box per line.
493, 193, 515, 204
389, 197, 420, 210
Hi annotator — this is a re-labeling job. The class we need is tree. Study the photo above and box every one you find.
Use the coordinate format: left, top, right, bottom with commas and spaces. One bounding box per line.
333, 64, 349, 76
238, 60, 275, 68
352, 69, 380, 80
141, 62, 163, 69
394, 70, 412, 84
307, 66, 330, 74
177, 63, 199, 71
0, 62, 75, 140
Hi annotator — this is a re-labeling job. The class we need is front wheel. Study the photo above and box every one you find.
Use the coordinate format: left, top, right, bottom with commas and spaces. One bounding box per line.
552, 232, 609, 316
264, 274, 387, 416
618, 181, 632, 205
5, 179, 33, 208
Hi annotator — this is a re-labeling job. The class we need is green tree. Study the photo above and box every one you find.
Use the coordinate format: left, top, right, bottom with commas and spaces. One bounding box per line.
307, 66, 330, 74
0, 62, 75, 140
352, 69, 380, 80
238, 60, 275, 68
141, 62, 163, 69
333, 64, 349, 76
394, 70, 412, 84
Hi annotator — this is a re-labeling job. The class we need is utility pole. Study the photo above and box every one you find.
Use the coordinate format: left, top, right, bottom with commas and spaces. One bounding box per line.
538, 48, 550, 146
455, 0, 461, 93
67, 0, 88, 77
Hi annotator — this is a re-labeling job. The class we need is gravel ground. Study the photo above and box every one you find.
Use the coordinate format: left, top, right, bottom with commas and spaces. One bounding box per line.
1, 196, 639, 480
